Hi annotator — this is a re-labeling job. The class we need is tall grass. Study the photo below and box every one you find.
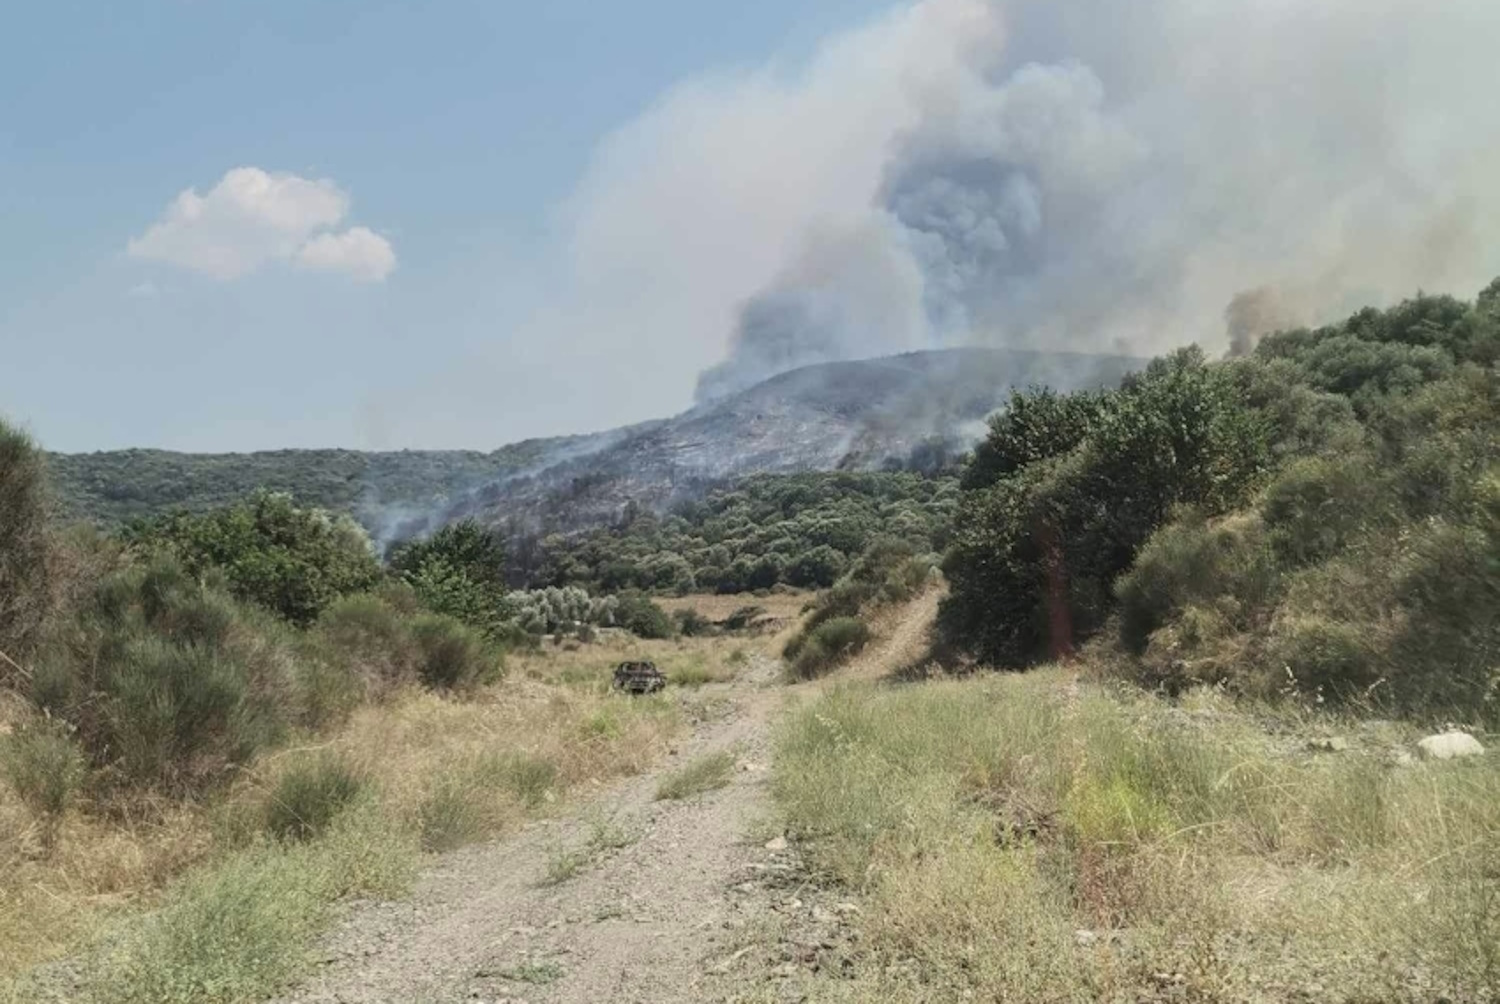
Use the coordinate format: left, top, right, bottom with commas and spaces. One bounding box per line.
0, 720, 85, 852
656, 750, 735, 801
1, 663, 680, 998
79, 804, 416, 1004
773, 672, 1500, 1001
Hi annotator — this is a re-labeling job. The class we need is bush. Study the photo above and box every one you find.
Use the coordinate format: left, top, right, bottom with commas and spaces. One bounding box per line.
0, 419, 53, 669
410, 614, 498, 691
785, 545, 847, 588
30, 556, 293, 790
125, 491, 381, 626
614, 592, 674, 640
787, 616, 871, 680
721, 605, 766, 631
1, 719, 85, 851
264, 753, 368, 843
1116, 510, 1281, 658
310, 591, 417, 693
1261, 454, 1380, 566
942, 348, 1272, 666
417, 778, 489, 853
507, 586, 616, 636
673, 608, 714, 637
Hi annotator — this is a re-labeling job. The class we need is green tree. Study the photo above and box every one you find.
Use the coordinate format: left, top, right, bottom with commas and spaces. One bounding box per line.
941, 348, 1269, 665
389, 519, 513, 633
126, 491, 380, 626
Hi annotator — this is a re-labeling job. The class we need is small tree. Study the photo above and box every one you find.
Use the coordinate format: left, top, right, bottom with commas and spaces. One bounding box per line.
126, 492, 380, 625
0, 419, 53, 671
390, 520, 512, 633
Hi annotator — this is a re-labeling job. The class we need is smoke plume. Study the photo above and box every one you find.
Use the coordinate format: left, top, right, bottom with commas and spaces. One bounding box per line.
386, 0, 1500, 443
664, 0, 1500, 399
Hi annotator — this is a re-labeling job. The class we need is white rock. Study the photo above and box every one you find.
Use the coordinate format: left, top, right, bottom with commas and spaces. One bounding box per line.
764, 836, 788, 852
1417, 731, 1486, 761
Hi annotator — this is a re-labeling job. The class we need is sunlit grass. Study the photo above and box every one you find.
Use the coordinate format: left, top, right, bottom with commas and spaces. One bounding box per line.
772, 669, 1500, 1002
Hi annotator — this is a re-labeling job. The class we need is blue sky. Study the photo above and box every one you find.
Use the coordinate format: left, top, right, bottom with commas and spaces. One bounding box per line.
0, 0, 892, 452
6, 0, 1498, 454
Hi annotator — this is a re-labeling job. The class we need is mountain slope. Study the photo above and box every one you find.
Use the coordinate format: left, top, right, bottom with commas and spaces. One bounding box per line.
49, 347, 1140, 541
446, 347, 1140, 537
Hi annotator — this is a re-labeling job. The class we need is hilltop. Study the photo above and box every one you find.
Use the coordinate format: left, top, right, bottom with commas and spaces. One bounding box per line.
49, 347, 1140, 542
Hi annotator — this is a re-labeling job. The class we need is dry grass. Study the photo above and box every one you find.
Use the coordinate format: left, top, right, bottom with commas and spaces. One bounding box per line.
656, 592, 810, 625
655, 750, 737, 801
0, 671, 681, 998
773, 670, 1500, 1003
508, 632, 743, 692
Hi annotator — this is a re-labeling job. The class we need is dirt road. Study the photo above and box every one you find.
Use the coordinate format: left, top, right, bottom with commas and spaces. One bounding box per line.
272, 591, 947, 1004
273, 654, 807, 1004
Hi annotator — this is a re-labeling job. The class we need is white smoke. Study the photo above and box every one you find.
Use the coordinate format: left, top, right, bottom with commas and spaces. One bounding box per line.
688, 0, 1500, 398
390, 0, 1500, 442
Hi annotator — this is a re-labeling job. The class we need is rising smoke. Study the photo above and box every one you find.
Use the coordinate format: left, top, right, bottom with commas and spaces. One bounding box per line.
387, 0, 1500, 445
670, 0, 1500, 400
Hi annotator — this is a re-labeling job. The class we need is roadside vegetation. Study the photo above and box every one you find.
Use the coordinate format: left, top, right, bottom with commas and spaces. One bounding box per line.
772, 672, 1498, 1002
760, 278, 1500, 1002
3, 276, 1496, 1001
0, 423, 684, 1002
781, 537, 937, 679
942, 281, 1500, 723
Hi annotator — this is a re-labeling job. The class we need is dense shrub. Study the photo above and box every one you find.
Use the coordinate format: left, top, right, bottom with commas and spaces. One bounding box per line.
931, 282, 1500, 719
125, 491, 381, 626
1116, 510, 1281, 658
942, 348, 1270, 665
786, 617, 871, 680
31, 556, 293, 790
527, 471, 956, 595
409, 615, 498, 690
1260, 454, 1381, 566
614, 592, 674, 639
785, 545, 847, 588
0, 419, 54, 669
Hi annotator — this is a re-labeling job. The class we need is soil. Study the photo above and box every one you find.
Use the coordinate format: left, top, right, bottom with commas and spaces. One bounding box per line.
271, 648, 849, 1004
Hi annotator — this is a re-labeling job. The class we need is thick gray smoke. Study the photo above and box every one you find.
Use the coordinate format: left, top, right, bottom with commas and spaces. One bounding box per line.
379, 0, 1500, 444
689, 0, 1500, 400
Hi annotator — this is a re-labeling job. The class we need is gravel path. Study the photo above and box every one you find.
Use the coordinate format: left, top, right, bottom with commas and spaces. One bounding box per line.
272, 654, 805, 1004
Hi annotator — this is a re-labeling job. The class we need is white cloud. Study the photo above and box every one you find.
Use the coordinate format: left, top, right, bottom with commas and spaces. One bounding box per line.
127, 167, 395, 282
296, 227, 397, 283
126, 281, 159, 299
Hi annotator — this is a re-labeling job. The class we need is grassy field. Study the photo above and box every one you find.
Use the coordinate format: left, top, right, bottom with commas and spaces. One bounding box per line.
0, 663, 681, 1002
771, 669, 1499, 1003
655, 591, 810, 625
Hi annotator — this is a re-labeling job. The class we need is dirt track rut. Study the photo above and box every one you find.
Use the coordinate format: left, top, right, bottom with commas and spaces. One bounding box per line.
274, 656, 789, 1004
